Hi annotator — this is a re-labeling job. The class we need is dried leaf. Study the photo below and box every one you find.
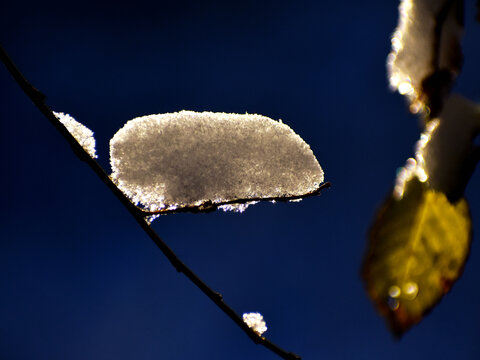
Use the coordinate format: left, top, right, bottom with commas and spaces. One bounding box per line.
419, 95, 480, 201
387, 0, 464, 116
394, 95, 480, 203
363, 177, 471, 337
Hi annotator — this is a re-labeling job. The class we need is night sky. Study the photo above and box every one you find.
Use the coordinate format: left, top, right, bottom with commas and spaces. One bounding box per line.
1, 1, 480, 359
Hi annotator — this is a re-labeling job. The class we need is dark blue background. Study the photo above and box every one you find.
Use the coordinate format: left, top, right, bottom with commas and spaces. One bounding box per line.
1, 1, 480, 359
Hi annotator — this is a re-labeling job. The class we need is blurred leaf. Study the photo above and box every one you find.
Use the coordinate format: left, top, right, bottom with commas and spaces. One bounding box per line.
362, 177, 471, 337
387, 0, 464, 117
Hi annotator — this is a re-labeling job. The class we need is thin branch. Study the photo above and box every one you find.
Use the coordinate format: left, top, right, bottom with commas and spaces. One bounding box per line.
140, 182, 331, 215
0, 45, 303, 360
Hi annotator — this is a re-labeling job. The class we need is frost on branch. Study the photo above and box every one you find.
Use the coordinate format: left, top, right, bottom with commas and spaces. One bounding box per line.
109, 111, 324, 213
243, 312, 267, 336
53, 111, 98, 159
387, 0, 463, 116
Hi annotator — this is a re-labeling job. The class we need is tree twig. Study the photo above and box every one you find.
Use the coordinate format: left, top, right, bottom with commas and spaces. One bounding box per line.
0, 44, 303, 360
139, 182, 331, 215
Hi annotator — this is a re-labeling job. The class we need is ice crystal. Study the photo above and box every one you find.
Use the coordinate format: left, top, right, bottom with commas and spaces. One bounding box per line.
54, 111, 98, 158
242, 312, 267, 336
110, 111, 323, 212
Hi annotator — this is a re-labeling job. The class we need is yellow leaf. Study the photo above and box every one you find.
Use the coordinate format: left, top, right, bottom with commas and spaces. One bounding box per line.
362, 177, 471, 337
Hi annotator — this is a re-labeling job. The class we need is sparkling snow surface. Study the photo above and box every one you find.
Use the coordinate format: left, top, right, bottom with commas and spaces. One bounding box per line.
387, 0, 463, 112
110, 111, 323, 212
54, 111, 98, 159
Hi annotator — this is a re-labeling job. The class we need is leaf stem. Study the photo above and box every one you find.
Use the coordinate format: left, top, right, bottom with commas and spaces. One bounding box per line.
0, 44, 302, 360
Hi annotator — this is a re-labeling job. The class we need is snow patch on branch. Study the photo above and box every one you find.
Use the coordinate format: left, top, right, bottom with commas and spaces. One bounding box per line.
243, 312, 267, 336
109, 111, 323, 212
54, 111, 98, 159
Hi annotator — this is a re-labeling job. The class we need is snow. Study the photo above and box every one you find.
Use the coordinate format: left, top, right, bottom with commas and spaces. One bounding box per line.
53, 111, 98, 159
387, 0, 463, 113
242, 312, 267, 336
109, 111, 323, 212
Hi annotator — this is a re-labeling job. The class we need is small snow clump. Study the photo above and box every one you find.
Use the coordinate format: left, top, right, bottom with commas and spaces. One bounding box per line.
54, 111, 98, 158
243, 312, 267, 336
